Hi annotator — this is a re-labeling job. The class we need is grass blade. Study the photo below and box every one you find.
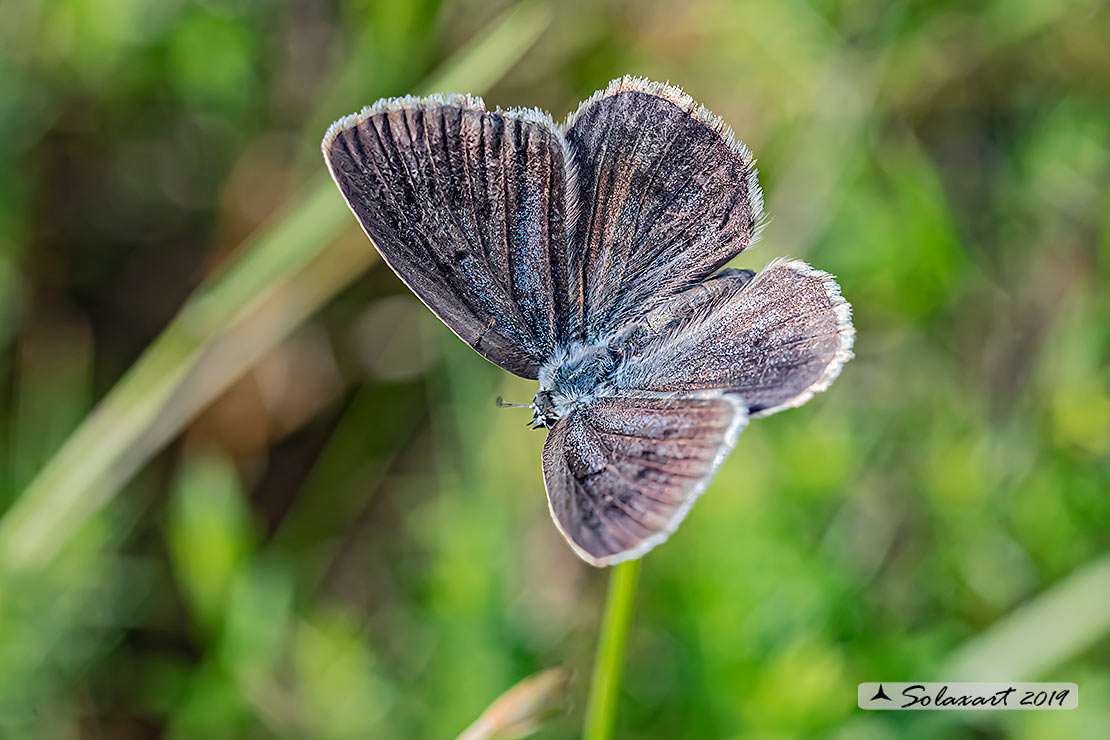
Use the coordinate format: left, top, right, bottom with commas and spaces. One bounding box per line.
941, 554, 1110, 681
0, 1, 551, 573
455, 667, 570, 740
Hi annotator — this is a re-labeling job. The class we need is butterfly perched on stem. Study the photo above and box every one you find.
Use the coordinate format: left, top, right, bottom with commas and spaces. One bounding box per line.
323, 76, 854, 566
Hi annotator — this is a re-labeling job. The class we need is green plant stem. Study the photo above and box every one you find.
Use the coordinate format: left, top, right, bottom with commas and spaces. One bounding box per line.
583, 559, 641, 740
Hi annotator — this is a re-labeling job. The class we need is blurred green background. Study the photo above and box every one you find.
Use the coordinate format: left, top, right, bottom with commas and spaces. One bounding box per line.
1, 0, 1108, 738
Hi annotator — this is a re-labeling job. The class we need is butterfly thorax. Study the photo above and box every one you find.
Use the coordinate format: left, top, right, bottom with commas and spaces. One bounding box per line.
532, 341, 625, 427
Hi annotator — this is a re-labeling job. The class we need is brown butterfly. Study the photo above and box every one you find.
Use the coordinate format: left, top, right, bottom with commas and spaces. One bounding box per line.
323, 76, 854, 566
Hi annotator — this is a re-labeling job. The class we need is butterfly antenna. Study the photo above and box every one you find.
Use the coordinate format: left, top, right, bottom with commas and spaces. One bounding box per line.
495, 396, 531, 409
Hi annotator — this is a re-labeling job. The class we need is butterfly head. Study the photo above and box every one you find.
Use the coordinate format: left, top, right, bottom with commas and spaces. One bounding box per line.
530, 390, 559, 429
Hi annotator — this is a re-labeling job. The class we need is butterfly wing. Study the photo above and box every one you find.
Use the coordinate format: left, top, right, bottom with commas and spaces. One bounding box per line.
323, 95, 577, 378
541, 394, 747, 566
618, 259, 855, 417
562, 76, 764, 341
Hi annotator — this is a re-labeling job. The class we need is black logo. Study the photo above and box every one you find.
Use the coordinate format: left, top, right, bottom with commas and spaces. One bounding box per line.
870, 684, 892, 702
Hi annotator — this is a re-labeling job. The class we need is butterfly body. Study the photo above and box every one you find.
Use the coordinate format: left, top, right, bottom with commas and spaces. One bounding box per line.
533, 340, 624, 427
324, 77, 854, 566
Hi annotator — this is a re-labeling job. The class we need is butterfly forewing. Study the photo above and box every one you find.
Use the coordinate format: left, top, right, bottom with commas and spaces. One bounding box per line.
542, 394, 747, 566
562, 78, 764, 340
323, 96, 575, 377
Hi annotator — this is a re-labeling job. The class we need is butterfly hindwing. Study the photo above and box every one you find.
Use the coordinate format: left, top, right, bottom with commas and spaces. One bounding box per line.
617, 259, 855, 417
323, 95, 576, 378
541, 393, 747, 566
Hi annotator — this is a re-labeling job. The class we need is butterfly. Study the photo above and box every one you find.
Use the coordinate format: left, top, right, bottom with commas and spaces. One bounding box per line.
322, 76, 854, 567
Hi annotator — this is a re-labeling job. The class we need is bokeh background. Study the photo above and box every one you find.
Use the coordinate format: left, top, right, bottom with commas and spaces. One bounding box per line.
1, 0, 1108, 738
